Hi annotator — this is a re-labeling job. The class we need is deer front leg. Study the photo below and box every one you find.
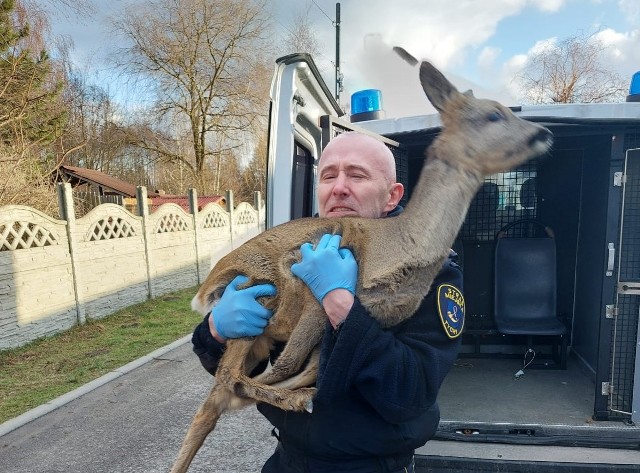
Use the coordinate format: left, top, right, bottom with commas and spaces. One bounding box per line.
216, 365, 317, 412
271, 347, 320, 390
253, 300, 325, 386
216, 301, 324, 412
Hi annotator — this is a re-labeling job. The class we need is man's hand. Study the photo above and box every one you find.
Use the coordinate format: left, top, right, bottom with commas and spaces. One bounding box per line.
291, 233, 358, 303
210, 275, 277, 341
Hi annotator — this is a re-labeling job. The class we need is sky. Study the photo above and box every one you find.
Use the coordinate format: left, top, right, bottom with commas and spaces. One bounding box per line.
47, 0, 640, 118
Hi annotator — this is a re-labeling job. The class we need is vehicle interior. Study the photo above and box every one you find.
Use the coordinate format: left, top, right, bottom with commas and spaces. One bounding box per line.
379, 124, 640, 447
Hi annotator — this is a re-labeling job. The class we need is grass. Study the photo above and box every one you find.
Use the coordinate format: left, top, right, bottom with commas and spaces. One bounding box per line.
0, 287, 202, 424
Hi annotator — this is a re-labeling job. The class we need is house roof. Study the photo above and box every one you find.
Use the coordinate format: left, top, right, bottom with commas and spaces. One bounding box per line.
56, 165, 226, 211
56, 165, 160, 198
150, 195, 226, 213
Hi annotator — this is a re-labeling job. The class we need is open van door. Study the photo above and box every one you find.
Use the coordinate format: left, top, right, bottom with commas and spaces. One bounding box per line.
265, 54, 342, 229
609, 148, 640, 422
265, 54, 407, 229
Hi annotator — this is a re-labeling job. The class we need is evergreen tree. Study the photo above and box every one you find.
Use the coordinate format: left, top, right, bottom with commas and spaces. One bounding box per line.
0, 0, 65, 147
0, 0, 66, 211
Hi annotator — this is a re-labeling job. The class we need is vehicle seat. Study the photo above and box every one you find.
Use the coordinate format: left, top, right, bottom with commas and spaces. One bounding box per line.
494, 220, 567, 368
519, 178, 537, 220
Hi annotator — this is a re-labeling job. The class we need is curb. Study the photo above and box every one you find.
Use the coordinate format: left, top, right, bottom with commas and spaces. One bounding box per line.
0, 334, 192, 438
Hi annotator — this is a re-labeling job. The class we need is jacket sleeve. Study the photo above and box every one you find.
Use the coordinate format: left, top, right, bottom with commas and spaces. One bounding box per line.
191, 313, 225, 376
314, 256, 463, 424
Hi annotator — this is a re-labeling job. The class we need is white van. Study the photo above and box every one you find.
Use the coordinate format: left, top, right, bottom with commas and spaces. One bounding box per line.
266, 53, 640, 471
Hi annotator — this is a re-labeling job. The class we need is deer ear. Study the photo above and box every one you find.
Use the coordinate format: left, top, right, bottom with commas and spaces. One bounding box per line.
393, 46, 419, 66
419, 61, 460, 112
463, 89, 474, 98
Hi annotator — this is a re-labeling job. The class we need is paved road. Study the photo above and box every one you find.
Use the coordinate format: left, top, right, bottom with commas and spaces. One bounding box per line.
0, 339, 275, 473
2, 338, 640, 473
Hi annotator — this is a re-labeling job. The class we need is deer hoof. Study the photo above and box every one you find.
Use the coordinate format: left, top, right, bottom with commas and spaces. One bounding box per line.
287, 387, 316, 412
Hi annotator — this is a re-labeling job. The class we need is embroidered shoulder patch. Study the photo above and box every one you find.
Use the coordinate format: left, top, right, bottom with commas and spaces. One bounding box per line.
437, 284, 465, 339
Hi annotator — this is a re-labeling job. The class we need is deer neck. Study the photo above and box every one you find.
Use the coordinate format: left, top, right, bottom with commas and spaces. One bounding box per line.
395, 149, 483, 261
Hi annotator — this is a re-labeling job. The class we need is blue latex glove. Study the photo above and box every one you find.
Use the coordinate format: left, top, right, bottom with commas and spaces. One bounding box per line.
291, 233, 358, 303
212, 275, 277, 339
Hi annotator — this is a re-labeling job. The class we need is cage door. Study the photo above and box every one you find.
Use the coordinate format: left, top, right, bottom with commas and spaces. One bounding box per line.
610, 148, 640, 420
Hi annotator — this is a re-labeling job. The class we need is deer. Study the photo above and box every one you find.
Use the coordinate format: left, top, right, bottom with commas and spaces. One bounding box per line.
170, 48, 553, 473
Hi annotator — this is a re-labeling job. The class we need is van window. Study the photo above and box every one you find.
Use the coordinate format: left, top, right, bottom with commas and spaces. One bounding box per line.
291, 141, 314, 219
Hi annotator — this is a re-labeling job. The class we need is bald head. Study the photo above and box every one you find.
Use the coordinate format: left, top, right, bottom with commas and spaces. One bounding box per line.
317, 132, 404, 219
320, 132, 397, 184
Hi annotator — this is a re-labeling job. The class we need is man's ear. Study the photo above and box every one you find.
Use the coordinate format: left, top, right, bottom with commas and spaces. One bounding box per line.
385, 182, 405, 212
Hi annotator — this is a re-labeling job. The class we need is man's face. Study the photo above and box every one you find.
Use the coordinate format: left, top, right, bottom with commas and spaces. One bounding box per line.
317, 135, 402, 219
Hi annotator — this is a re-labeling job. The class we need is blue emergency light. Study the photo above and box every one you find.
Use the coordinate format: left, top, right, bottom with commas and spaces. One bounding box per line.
350, 89, 386, 122
626, 71, 640, 102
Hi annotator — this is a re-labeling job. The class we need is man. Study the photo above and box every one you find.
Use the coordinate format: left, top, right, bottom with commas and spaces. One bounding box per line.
192, 132, 464, 473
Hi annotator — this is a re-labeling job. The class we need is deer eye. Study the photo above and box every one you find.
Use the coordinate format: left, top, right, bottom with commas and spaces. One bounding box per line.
488, 111, 505, 122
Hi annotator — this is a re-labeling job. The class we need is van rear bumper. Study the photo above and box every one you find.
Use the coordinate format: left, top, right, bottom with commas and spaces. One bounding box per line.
416, 431, 640, 472
415, 453, 639, 473
435, 420, 640, 448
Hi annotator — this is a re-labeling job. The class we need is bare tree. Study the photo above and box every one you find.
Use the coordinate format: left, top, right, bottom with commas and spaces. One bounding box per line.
110, 0, 273, 194
238, 129, 267, 201
20, 0, 95, 54
282, 8, 323, 58
516, 31, 627, 104
61, 80, 152, 189
29, 0, 95, 17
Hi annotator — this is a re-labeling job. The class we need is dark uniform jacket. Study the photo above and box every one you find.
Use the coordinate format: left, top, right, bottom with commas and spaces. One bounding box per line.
191, 207, 464, 472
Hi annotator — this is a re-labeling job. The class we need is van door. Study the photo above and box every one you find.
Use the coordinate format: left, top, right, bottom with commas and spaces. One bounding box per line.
265, 54, 343, 229
609, 148, 640, 422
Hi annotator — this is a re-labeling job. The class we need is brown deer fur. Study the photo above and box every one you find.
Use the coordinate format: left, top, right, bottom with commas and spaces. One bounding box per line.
170, 50, 553, 472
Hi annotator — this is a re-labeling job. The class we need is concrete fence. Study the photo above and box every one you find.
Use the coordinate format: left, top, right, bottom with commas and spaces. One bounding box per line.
0, 184, 265, 350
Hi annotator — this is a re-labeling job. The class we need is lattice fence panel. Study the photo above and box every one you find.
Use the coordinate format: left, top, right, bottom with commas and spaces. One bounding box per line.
202, 209, 229, 229
87, 217, 136, 241
154, 213, 189, 233
236, 208, 257, 225
0, 221, 59, 250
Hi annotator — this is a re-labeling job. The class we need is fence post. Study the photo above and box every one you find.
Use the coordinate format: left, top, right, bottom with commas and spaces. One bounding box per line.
188, 188, 201, 284
57, 183, 86, 324
226, 190, 234, 247
137, 186, 153, 299
254, 191, 263, 233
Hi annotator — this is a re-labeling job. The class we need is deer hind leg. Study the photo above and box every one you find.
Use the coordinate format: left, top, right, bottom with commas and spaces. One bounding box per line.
172, 339, 262, 472
171, 383, 251, 473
